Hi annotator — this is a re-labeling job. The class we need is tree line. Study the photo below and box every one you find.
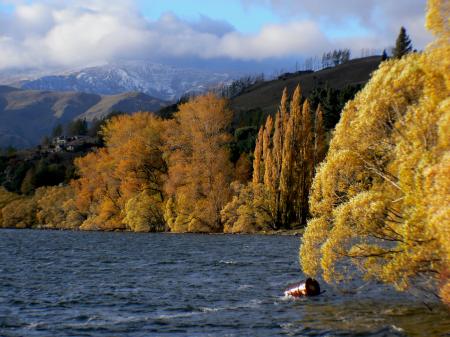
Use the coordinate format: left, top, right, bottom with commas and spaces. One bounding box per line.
0, 88, 329, 233
321, 49, 351, 68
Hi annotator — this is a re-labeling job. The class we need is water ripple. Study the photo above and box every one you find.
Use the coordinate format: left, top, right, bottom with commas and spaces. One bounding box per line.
0, 229, 449, 337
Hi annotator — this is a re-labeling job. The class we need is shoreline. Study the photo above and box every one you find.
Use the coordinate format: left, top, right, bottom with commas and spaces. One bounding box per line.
0, 227, 304, 236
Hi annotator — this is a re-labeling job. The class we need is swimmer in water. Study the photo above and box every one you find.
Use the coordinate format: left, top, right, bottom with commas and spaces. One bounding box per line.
284, 278, 321, 297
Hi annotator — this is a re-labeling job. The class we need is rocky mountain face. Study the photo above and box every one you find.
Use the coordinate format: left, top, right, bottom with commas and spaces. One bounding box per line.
15, 61, 232, 101
0, 85, 167, 148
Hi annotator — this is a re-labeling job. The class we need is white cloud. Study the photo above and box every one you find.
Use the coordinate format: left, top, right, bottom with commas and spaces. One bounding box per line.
216, 21, 328, 60
0, 0, 433, 72
242, 0, 432, 49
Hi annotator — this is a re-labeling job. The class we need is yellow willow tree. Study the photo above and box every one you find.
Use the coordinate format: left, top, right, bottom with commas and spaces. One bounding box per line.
164, 93, 234, 233
73, 113, 167, 231
222, 86, 326, 232
35, 185, 83, 229
300, 0, 449, 305
0, 187, 21, 227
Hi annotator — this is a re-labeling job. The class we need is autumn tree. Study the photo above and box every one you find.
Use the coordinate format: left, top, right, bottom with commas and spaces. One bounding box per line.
0, 184, 83, 230
300, 0, 449, 305
164, 93, 234, 233
73, 113, 167, 231
252, 127, 264, 185
0, 187, 21, 227
221, 182, 273, 233
20, 167, 36, 195
2, 197, 36, 229
313, 105, 327, 168
124, 191, 165, 232
222, 85, 327, 232
35, 185, 83, 229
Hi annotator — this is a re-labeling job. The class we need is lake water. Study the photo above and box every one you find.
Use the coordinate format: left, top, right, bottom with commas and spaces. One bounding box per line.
0, 230, 449, 337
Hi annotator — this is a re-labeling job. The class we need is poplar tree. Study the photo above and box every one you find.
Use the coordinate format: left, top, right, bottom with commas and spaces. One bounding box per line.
266, 89, 289, 228
252, 128, 264, 185
279, 103, 295, 226
222, 85, 328, 231
297, 99, 313, 226
313, 104, 327, 168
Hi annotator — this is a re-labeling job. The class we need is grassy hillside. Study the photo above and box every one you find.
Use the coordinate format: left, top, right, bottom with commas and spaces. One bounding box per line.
231, 56, 382, 126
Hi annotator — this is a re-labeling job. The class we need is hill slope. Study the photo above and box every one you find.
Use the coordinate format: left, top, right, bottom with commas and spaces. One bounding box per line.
231, 56, 382, 116
0, 86, 166, 148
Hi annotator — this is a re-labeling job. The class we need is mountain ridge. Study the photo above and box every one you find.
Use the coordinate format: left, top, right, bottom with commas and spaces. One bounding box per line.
0, 86, 167, 148
10, 61, 233, 101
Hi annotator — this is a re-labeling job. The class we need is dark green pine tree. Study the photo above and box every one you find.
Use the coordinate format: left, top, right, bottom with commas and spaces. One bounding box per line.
393, 26, 413, 59
67, 119, 88, 136
52, 123, 63, 138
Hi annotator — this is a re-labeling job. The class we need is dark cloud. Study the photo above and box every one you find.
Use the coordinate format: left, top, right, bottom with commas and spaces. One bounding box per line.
189, 15, 235, 37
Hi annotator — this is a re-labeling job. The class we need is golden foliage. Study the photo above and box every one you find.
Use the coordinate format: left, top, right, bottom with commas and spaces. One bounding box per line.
0, 187, 21, 227
253, 128, 264, 185
313, 105, 327, 168
0, 185, 82, 229
2, 197, 36, 229
221, 182, 271, 233
74, 112, 167, 231
164, 93, 234, 232
124, 191, 165, 232
223, 85, 327, 231
425, 0, 449, 40
300, 0, 449, 303
35, 185, 83, 229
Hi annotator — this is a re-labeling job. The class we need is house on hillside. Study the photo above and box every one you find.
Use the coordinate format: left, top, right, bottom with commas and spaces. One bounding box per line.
53, 136, 68, 146
48, 135, 97, 152
66, 136, 97, 152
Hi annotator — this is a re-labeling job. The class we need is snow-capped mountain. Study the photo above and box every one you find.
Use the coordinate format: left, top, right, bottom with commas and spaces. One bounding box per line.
16, 61, 233, 101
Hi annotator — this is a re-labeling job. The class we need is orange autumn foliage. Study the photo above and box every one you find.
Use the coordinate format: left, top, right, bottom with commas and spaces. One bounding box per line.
73, 112, 167, 231
164, 94, 234, 232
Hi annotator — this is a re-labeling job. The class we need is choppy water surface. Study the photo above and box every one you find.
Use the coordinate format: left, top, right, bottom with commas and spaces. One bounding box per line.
0, 230, 449, 337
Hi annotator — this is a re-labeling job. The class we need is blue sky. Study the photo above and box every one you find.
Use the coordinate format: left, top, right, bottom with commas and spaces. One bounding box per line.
136, 0, 373, 40
0, 0, 432, 73
137, 0, 373, 40
138, 0, 281, 33
0, 2, 13, 13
